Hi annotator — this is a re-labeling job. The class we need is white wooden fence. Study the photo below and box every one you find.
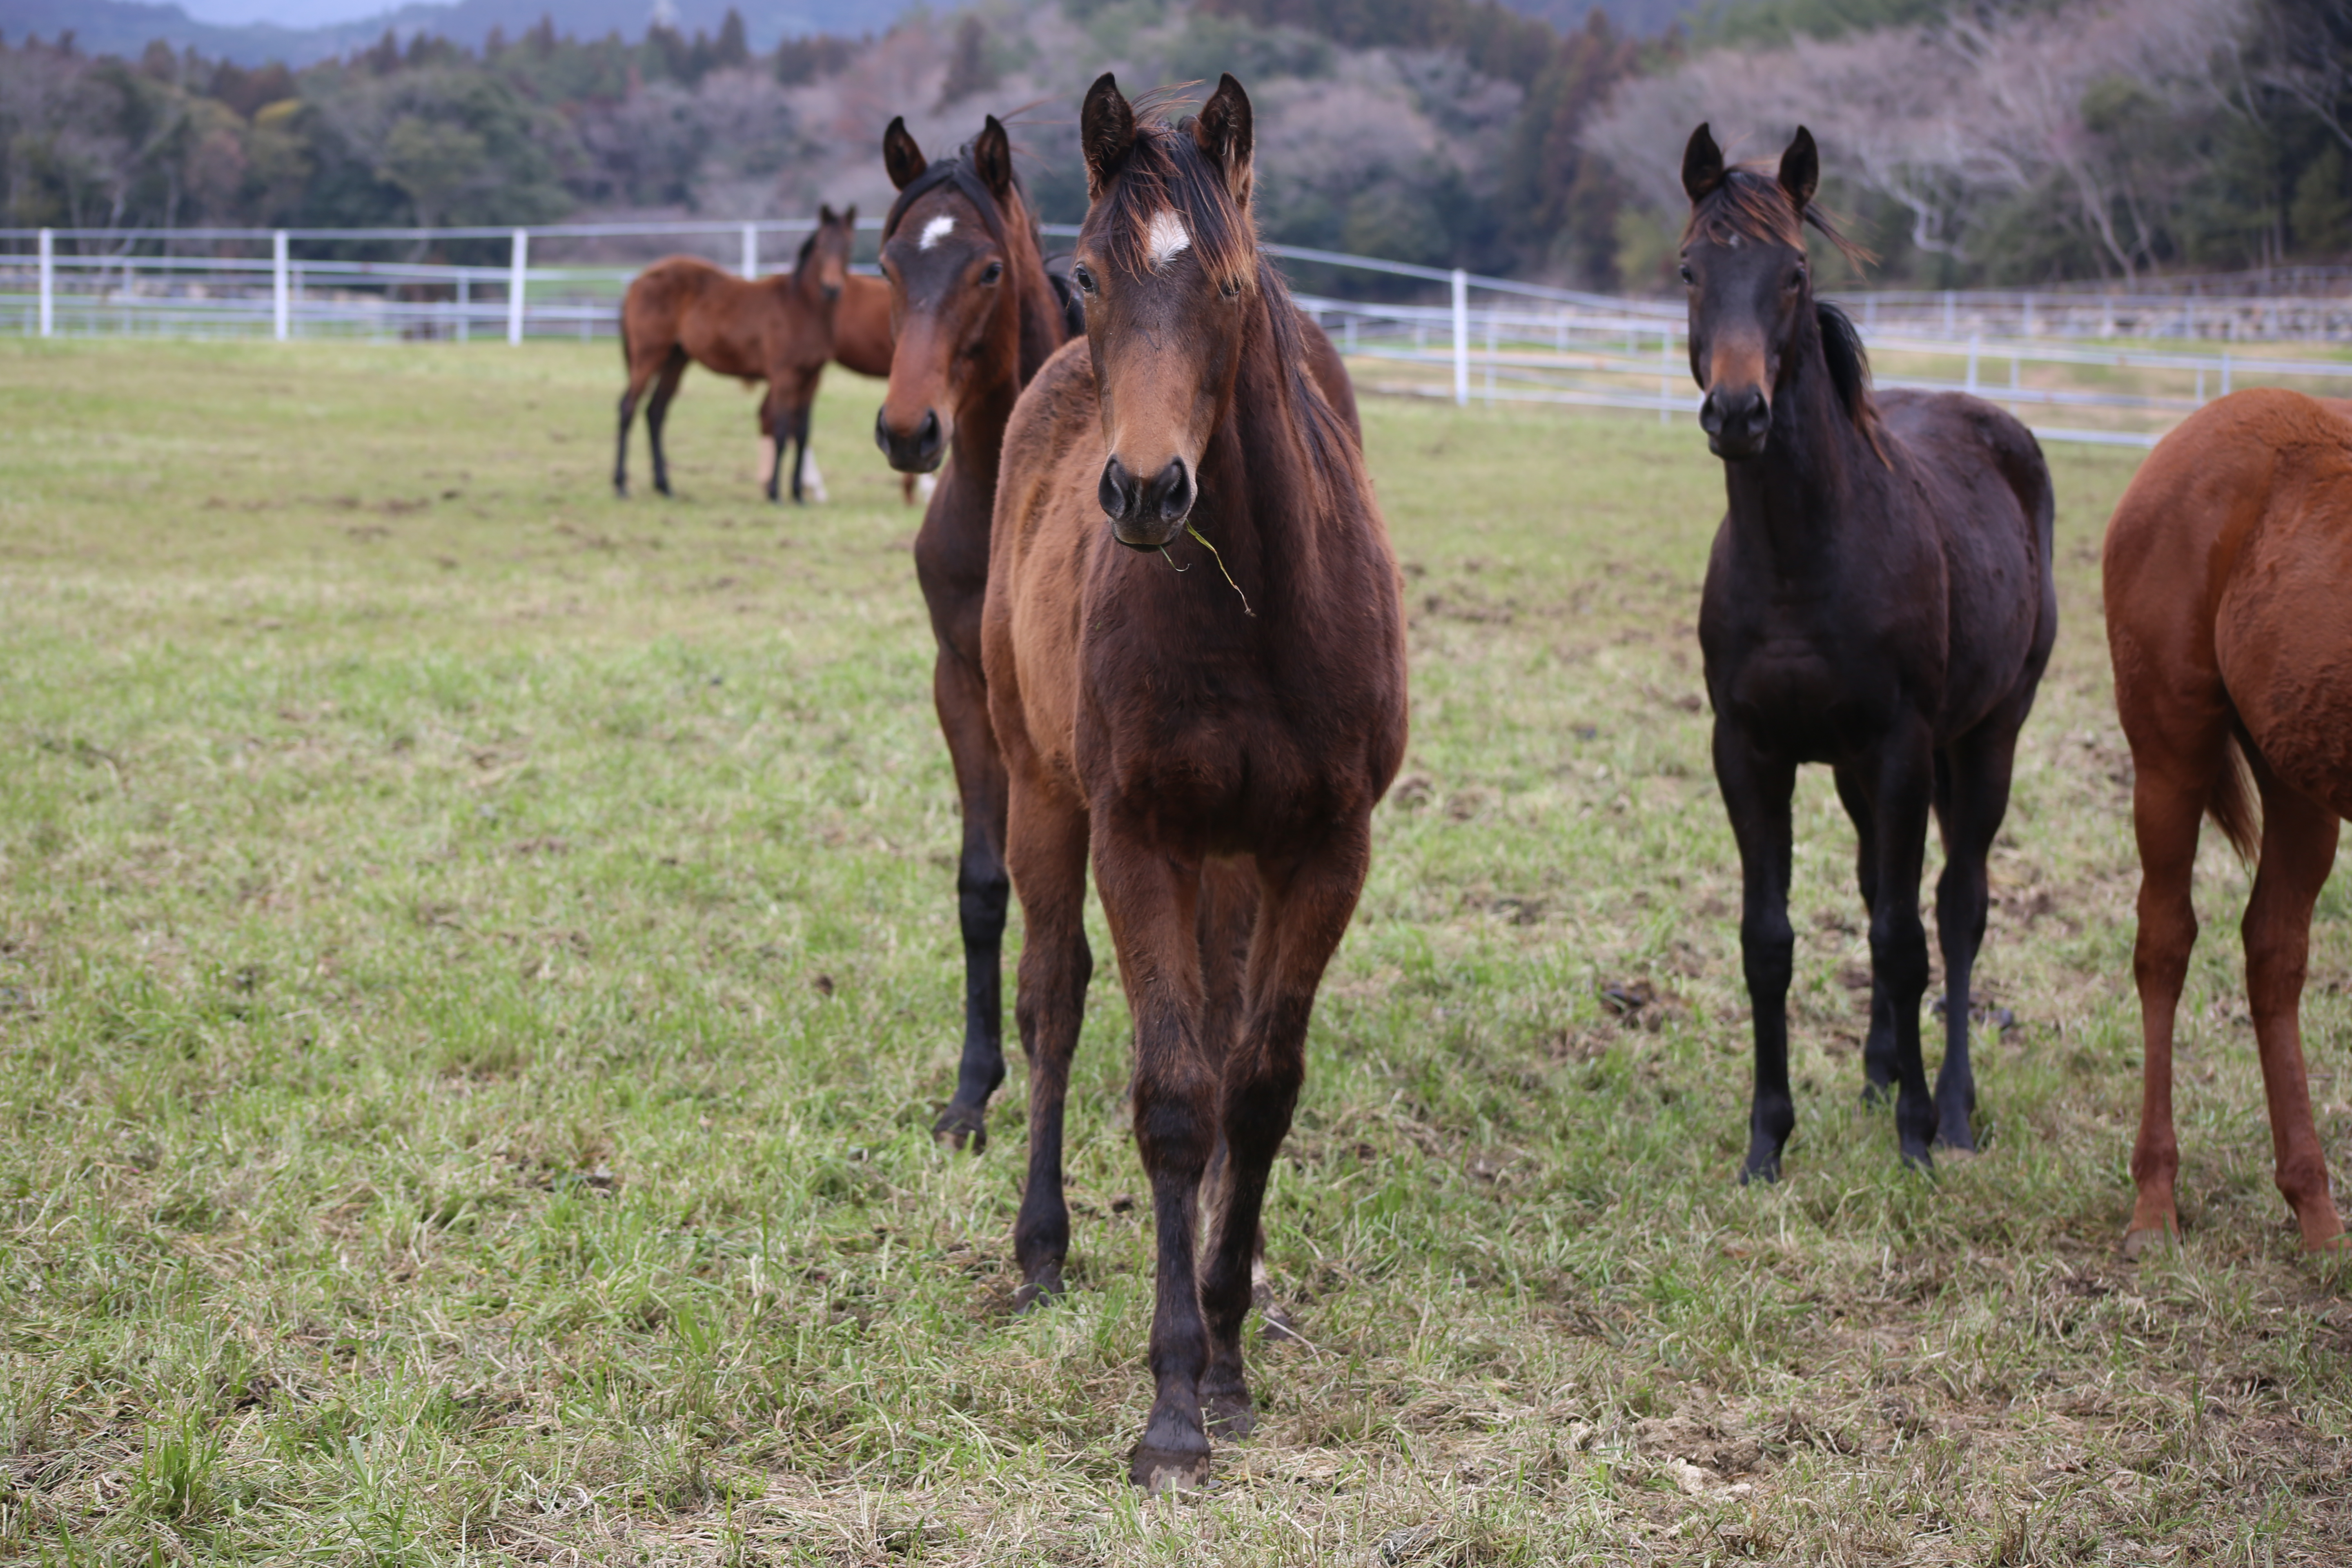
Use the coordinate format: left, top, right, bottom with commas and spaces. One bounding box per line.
7, 220, 2351, 448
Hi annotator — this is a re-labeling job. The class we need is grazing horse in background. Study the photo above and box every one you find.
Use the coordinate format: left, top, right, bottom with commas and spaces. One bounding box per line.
871, 113, 1085, 1152
1680, 124, 2056, 1180
2107, 388, 2352, 1256
614, 204, 855, 503
985, 74, 1406, 1490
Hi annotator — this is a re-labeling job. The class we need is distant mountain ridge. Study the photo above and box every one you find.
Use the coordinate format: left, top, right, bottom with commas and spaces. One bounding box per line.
0, 0, 1708, 69
0, 0, 925, 64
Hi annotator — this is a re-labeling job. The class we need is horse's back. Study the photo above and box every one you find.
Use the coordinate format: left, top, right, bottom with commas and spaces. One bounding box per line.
834, 275, 895, 379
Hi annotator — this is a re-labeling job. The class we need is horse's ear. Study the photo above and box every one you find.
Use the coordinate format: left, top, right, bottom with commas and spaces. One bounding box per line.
1192, 73, 1254, 207
1778, 126, 1818, 211
883, 117, 927, 192
819, 203, 837, 226
1082, 73, 1135, 200
1682, 122, 1726, 205
974, 115, 1016, 203
842, 203, 856, 230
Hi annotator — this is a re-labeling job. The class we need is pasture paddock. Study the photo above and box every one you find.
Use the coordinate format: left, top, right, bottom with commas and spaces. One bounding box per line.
0, 338, 2347, 1561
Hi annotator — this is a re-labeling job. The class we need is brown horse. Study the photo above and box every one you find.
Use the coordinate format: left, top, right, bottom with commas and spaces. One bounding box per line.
878, 112, 1362, 1163
2107, 388, 2352, 1257
871, 113, 1084, 1152
984, 74, 1407, 1491
1679, 124, 2058, 1178
614, 204, 855, 503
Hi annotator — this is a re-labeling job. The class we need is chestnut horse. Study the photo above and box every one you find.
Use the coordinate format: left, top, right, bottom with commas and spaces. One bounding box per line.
2107, 388, 2352, 1256
985, 74, 1406, 1490
1679, 124, 2057, 1179
614, 204, 855, 503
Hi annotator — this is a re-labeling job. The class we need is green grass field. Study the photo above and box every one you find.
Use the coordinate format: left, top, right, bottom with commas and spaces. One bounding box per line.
1, 339, 2347, 1564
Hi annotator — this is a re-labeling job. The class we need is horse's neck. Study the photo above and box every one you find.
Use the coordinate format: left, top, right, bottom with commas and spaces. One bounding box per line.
1194, 302, 1352, 614
1722, 334, 1875, 574
1005, 212, 1065, 383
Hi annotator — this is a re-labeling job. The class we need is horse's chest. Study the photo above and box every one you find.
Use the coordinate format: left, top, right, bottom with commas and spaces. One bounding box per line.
1715, 631, 1902, 757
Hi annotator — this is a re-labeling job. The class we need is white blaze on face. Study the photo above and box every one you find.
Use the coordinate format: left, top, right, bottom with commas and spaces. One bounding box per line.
918, 215, 956, 251
1146, 209, 1191, 272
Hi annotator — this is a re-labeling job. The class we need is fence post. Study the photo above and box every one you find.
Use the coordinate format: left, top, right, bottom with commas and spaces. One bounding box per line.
37, 227, 53, 338
1966, 330, 1979, 393
1450, 270, 1469, 408
742, 222, 758, 278
508, 229, 528, 345
2221, 350, 2232, 398
272, 230, 290, 341
457, 274, 470, 343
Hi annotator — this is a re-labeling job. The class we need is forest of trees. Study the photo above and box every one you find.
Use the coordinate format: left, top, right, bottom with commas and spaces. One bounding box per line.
1, 0, 2345, 291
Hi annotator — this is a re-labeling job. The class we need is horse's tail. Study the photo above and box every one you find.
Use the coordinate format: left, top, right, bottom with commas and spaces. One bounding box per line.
2209, 725, 2261, 865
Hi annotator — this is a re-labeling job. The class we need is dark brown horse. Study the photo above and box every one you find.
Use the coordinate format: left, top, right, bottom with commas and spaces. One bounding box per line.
833, 270, 929, 506
871, 114, 1081, 1151
984, 74, 1407, 1491
614, 204, 855, 503
2107, 388, 2352, 1256
1680, 124, 2057, 1178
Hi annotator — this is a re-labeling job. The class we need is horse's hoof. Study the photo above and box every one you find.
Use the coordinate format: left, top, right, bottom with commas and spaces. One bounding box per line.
1258, 1298, 1304, 1345
2305, 1229, 2352, 1256
1128, 1413, 1212, 1492
1860, 1079, 1895, 1108
1203, 1385, 1255, 1438
932, 1105, 988, 1154
1933, 1121, 1979, 1154
2122, 1225, 2174, 1261
1898, 1145, 1937, 1176
1011, 1264, 1063, 1314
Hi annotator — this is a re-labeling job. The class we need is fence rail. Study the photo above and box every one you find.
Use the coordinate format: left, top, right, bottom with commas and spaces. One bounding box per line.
7, 221, 2352, 449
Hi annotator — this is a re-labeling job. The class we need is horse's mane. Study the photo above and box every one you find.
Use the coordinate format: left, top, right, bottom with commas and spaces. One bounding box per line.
1089, 107, 1354, 496
1815, 298, 1882, 445
792, 227, 820, 278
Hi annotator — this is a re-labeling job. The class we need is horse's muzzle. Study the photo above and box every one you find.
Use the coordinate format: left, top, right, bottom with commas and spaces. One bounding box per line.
1100, 455, 1195, 550
875, 407, 946, 473
1701, 386, 1772, 460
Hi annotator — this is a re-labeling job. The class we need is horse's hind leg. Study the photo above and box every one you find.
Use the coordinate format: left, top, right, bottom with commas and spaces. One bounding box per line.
645, 347, 688, 497
1833, 763, 1898, 1101
1928, 721, 2023, 1153
2241, 755, 2345, 1250
2123, 747, 2213, 1255
1004, 774, 1091, 1306
1199, 824, 1370, 1444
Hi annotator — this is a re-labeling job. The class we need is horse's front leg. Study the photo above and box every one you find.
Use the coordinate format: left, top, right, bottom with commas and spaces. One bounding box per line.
1199, 823, 1369, 1440
1002, 766, 1092, 1304
1094, 823, 1216, 1491
928, 638, 1011, 1152
1865, 720, 1938, 1169
1714, 723, 1799, 1182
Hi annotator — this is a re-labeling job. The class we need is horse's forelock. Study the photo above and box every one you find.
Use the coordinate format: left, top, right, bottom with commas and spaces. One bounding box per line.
881, 151, 1026, 255
1087, 118, 1252, 290
1682, 164, 1871, 270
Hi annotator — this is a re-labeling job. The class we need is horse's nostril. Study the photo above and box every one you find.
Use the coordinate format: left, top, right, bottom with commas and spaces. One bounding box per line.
1099, 459, 1132, 521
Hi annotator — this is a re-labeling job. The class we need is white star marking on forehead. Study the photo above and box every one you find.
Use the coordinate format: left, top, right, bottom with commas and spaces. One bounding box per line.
918, 215, 956, 251
1146, 209, 1190, 272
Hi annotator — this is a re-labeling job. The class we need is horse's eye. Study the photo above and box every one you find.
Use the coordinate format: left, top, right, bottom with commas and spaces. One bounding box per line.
1678, 263, 1695, 285
979, 261, 1004, 285
1219, 276, 1241, 300
1787, 266, 1806, 291
1072, 265, 1096, 294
